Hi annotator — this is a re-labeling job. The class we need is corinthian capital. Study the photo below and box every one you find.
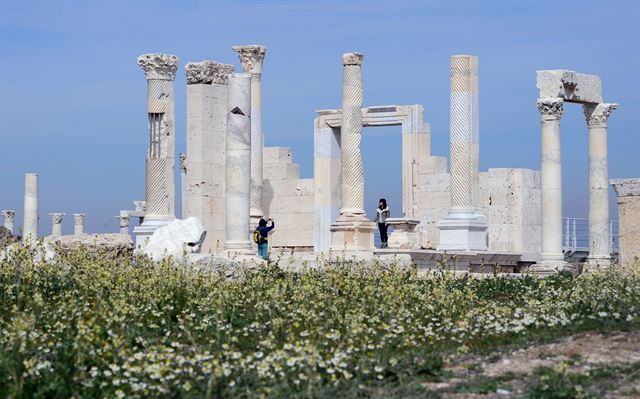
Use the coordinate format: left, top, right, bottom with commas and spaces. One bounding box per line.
343, 52, 364, 66
137, 53, 179, 80
73, 213, 86, 225
232, 45, 266, 75
49, 213, 65, 224
583, 103, 619, 127
1, 210, 15, 221
185, 61, 235, 85
537, 97, 564, 120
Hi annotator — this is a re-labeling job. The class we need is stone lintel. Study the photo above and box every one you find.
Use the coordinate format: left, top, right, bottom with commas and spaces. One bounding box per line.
316, 105, 418, 128
536, 69, 603, 104
611, 178, 640, 197
185, 61, 235, 85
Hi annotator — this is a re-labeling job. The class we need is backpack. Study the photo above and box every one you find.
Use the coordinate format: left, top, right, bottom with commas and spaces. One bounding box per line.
252, 228, 262, 244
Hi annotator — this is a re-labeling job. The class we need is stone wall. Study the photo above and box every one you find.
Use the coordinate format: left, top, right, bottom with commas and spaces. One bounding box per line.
262, 147, 314, 249
611, 178, 640, 268
417, 158, 541, 259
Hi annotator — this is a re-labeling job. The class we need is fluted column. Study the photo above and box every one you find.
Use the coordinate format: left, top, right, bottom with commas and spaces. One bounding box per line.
533, 98, 569, 273
437, 55, 487, 252
73, 213, 85, 235
49, 213, 64, 237
224, 73, 253, 254
233, 45, 266, 225
22, 173, 38, 243
1, 210, 15, 234
584, 103, 618, 269
133, 53, 178, 248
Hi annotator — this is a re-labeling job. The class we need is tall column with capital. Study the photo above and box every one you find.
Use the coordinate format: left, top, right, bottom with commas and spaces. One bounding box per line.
22, 173, 38, 243
330, 52, 375, 252
224, 73, 253, 254
49, 213, 64, 237
1, 210, 15, 234
584, 103, 618, 269
532, 98, 569, 273
437, 55, 487, 251
117, 214, 130, 235
133, 53, 178, 248
232, 45, 266, 226
73, 213, 85, 235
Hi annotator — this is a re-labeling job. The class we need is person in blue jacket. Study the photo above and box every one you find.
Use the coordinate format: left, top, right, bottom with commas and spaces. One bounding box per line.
255, 218, 275, 260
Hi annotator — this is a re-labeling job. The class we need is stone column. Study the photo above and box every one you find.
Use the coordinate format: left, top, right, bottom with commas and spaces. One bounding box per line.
73, 213, 85, 235
532, 98, 569, 273
330, 53, 375, 252
22, 173, 38, 243
118, 214, 130, 235
232, 45, 266, 226
1, 210, 15, 234
611, 178, 640, 268
437, 55, 487, 252
49, 213, 64, 237
179, 153, 187, 219
583, 103, 618, 269
133, 53, 178, 248
184, 61, 234, 251
224, 73, 253, 254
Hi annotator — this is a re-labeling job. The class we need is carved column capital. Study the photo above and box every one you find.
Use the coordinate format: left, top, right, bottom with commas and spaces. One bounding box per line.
185, 61, 234, 85
584, 103, 619, 127
537, 97, 564, 120
232, 45, 266, 75
73, 213, 86, 225
49, 213, 65, 224
117, 215, 130, 228
137, 53, 179, 80
342, 52, 364, 66
1, 210, 15, 221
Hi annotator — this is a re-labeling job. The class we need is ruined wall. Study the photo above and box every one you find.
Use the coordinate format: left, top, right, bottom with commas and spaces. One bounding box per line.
262, 147, 315, 249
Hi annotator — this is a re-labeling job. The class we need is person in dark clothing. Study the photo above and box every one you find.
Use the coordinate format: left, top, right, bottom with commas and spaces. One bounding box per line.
374, 198, 390, 248
256, 218, 275, 260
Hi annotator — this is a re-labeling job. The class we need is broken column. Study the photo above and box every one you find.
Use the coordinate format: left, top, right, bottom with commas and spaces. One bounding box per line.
73, 213, 85, 235
1, 210, 15, 234
133, 53, 179, 247
611, 178, 640, 268
184, 61, 234, 251
584, 103, 618, 269
49, 213, 64, 237
118, 214, 130, 235
22, 173, 38, 243
437, 55, 488, 251
232, 45, 266, 227
224, 73, 253, 254
330, 52, 375, 252
531, 98, 569, 273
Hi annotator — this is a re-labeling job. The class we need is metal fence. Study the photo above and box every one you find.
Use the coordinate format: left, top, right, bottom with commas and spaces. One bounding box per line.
562, 217, 619, 254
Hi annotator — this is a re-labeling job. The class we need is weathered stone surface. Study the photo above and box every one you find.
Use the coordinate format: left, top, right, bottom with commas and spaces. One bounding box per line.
142, 217, 206, 261
611, 178, 640, 268
536, 70, 603, 104
0, 226, 17, 248
44, 233, 133, 258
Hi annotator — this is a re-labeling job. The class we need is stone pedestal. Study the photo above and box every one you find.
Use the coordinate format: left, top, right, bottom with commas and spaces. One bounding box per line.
49, 213, 64, 237
584, 103, 618, 270
1, 210, 15, 234
22, 173, 38, 243
224, 73, 253, 255
438, 55, 487, 251
329, 52, 375, 253
386, 218, 420, 249
233, 45, 266, 227
73, 213, 85, 235
133, 53, 178, 248
611, 179, 640, 268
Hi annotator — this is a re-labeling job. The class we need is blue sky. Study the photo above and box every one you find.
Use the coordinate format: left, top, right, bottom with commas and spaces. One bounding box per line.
0, 0, 638, 235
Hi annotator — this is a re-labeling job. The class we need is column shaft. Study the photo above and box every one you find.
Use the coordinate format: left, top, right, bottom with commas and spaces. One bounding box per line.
249, 73, 263, 219
73, 213, 85, 235
224, 73, 252, 252
50, 213, 64, 237
2, 210, 15, 234
22, 173, 38, 243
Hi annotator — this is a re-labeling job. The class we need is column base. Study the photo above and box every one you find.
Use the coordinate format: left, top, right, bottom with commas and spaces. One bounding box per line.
133, 216, 172, 249
584, 256, 612, 272
529, 259, 573, 275
223, 240, 253, 256
330, 213, 376, 253
386, 218, 420, 249
437, 210, 488, 252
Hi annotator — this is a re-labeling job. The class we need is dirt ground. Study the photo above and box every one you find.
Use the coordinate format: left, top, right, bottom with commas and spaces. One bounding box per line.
422, 330, 640, 398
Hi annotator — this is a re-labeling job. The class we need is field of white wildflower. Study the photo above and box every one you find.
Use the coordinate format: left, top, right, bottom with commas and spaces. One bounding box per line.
1, 247, 638, 398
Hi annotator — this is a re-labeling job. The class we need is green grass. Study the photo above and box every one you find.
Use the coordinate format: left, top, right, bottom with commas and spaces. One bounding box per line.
0, 245, 639, 398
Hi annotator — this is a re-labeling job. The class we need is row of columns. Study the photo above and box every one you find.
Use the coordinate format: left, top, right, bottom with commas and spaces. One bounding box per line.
535, 98, 617, 272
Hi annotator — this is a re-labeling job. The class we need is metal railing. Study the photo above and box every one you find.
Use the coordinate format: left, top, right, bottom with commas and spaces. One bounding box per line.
562, 217, 619, 255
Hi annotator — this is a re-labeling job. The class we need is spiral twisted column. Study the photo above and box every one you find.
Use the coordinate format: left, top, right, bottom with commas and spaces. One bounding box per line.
340, 52, 365, 215
133, 53, 178, 248
584, 103, 618, 269
233, 45, 266, 223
